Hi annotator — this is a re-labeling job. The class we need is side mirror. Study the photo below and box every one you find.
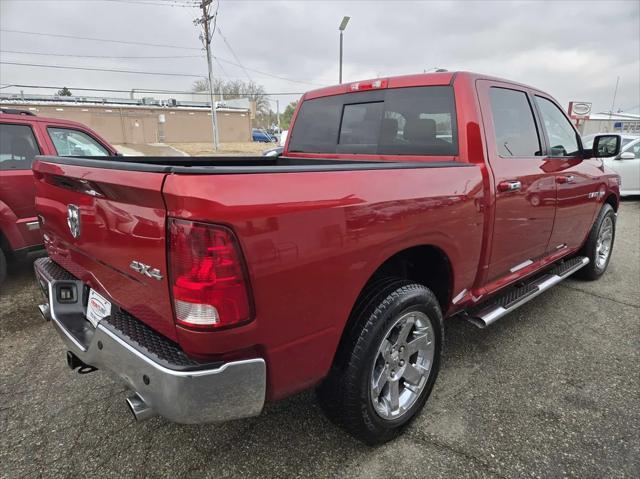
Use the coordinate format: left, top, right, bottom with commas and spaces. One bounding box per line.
619, 151, 636, 160
591, 135, 621, 158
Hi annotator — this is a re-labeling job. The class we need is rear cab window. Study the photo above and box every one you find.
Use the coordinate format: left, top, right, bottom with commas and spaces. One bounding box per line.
288, 86, 458, 156
0, 123, 41, 170
47, 127, 109, 156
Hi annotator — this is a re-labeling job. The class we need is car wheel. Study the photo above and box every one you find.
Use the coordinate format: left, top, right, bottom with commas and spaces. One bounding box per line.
317, 279, 443, 444
0, 247, 7, 286
577, 203, 616, 280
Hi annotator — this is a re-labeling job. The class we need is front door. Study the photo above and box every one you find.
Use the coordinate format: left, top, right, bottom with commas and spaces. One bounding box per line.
477, 80, 557, 283
534, 95, 599, 251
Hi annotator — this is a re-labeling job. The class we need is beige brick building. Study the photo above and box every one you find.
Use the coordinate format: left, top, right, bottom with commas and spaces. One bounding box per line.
0, 101, 251, 144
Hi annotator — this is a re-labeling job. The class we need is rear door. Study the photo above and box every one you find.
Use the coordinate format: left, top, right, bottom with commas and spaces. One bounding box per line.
477, 80, 556, 283
0, 121, 42, 248
534, 95, 600, 251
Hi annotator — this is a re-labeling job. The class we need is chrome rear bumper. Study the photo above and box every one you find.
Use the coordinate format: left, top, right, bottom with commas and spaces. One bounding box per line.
34, 257, 266, 424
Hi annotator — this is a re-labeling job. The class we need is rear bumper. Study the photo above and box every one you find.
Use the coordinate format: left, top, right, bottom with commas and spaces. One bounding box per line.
34, 257, 266, 424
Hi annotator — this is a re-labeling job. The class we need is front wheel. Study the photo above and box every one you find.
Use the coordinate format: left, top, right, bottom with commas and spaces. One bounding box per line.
317, 280, 443, 444
577, 203, 616, 280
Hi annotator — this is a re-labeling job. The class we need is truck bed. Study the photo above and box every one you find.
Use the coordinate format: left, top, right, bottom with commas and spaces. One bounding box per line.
33, 153, 485, 398
35, 155, 471, 174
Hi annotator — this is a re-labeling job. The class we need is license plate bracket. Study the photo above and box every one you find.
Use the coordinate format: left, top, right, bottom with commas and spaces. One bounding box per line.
86, 289, 112, 327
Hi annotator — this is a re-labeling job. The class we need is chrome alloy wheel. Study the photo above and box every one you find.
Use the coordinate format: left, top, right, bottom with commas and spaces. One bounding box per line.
370, 311, 435, 420
595, 216, 613, 269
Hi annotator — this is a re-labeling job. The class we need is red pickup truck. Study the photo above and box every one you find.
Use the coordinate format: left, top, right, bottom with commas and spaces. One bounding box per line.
0, 109, 117, 285
33, 72, 621, 444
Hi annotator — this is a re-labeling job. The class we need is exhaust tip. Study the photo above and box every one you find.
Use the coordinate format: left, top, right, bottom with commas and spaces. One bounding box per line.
126, 393, 156, 422
467, 317, 488, 329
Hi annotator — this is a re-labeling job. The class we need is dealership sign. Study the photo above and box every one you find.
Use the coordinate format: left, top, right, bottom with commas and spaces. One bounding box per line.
568, 101, 592, 119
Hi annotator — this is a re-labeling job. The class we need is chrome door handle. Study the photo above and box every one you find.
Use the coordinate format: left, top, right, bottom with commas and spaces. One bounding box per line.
557, 175, 576, 184
497, 180, 522, 192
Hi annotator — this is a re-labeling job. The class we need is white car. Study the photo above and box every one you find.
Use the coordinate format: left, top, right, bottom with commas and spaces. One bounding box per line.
582, 133, 640, 196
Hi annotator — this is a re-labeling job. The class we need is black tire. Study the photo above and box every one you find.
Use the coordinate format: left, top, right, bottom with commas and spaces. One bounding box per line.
317, 279, 443, 445
0, 247, 6, 287
577, 203, 616, 280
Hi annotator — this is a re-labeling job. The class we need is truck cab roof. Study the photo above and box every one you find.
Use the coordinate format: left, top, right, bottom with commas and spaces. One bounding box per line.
302, 71, 544, 100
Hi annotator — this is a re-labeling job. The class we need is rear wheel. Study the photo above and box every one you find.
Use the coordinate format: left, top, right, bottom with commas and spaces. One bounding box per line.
0, 247, 6, 286
317, 280, 443, 444
577, 203, 616, 280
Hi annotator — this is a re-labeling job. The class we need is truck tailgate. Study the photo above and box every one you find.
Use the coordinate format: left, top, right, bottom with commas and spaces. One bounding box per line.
33, 160, 177, 341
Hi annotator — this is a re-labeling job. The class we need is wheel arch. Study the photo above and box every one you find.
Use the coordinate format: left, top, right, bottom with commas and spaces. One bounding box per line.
361, 245, 453, 311
604, 193, 618, 212
329, 244, 452, 371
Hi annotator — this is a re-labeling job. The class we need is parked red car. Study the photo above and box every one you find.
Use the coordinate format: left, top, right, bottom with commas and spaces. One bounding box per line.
33, 72, 621, 444
0, 109, 117, 284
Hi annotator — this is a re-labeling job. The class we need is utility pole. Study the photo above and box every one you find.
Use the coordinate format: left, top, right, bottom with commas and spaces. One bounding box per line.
276, 99, 280, 132
196, 0, 219, 150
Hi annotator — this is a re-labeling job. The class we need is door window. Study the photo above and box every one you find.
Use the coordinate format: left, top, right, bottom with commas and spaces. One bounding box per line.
0, 124, 41, 170
535, 96, 580, 157
47, 128, 109, 156
488, 88, 542, 157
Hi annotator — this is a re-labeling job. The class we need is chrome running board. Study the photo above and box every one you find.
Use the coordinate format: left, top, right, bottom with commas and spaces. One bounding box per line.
467, 256, 589, 329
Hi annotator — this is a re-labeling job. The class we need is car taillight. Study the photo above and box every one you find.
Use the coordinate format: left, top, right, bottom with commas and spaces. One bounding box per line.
168, 219, 252, 330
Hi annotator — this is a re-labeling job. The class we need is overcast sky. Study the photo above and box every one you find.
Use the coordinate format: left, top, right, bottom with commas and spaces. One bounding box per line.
1, 0, 639, 114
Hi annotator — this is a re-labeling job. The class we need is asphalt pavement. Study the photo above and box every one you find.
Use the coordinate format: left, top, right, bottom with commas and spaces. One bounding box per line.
1, 201, 638, 479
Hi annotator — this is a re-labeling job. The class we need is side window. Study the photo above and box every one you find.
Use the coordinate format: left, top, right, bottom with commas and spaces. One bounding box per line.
0, 124, 41, 170
47, 128, 109, 156
628, 142, 640, 158
535, 96, 580, 157
488, 88, 542, 157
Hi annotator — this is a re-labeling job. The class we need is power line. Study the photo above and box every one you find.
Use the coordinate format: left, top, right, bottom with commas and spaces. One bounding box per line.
217, 27, 252, 82
3, 0, 200, 6
1, 61, 207, 78
101, 0, 200, 7
0, 32, 325, 85
0, 28, 201, 50
1, 50, 203, 60
0, 83, 304, 97
1, 53, 324, 86
215, 56, 322, 86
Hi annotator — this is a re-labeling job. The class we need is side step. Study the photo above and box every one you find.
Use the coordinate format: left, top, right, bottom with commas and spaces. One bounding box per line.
467, 256, 589, 328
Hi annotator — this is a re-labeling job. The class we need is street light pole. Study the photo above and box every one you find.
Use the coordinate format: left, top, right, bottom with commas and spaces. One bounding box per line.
338, 16, 350, 84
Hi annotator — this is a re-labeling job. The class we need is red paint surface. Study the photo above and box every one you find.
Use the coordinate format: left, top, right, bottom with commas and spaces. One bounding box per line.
34, 72, 620, 401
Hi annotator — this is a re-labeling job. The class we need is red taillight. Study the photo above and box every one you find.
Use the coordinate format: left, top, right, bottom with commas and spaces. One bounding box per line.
168, 219, 252, 330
